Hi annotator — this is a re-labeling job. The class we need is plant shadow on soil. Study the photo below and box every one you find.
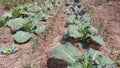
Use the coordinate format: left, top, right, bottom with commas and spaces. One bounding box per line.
47, 58, 68, 68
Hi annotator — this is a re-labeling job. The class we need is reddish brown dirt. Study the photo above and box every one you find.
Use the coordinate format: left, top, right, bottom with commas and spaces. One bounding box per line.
84, 0, 120, 61
0, 0, 120, 68
0, 4, 68, 68
0, 4, 5, 15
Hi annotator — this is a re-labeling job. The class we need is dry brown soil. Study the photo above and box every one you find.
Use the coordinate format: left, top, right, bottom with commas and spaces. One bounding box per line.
0, 0, 120, 68
84, 0, 120, 60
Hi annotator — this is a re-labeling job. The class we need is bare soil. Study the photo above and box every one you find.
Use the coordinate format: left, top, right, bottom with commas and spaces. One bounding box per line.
0, 0, 120, 68
84, 0, 120, 61
0, 4, 68, 68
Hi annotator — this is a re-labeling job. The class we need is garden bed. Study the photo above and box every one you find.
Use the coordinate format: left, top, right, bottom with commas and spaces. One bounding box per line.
0, 0, 120, 68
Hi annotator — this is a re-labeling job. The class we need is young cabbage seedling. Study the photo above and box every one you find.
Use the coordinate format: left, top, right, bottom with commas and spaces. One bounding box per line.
0, 45, 19, 55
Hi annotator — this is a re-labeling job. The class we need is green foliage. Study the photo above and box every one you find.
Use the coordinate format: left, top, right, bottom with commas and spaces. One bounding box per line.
34, 25, 45, 35
6, 18, 26, 30
23, 23, 32, 32
0, 45, 19, 55
67, 15, 76, 23
1, 12, 12, 18
14, 31, 32, 43
1, 2, 54, 43
68, 25, 83, 38
90, 35, 105, 46
5, 15, 46, 41
82, 13, 91, 22
31, 13, 46, 30
0, 0, 34, 9
0, 0, 60, 43
11, 5, 36, 18
53, 43, 115, 68
81, 52, 93, 68
53, 0, 115, 68
51, 0, 62, 6
67, 21, 105, 46
0, 13, 12, 28
53, 42, 79, 64
64, 0, 105, 46
39, 0, 62, 7
12, 8, 23, 17
97, 54, 115, 67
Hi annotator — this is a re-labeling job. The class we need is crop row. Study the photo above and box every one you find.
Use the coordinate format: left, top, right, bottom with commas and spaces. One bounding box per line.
53, 0, 115, 68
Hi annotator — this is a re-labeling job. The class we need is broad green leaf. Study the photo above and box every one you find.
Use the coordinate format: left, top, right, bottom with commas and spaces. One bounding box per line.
76, 21, 90, 30
67, 15, 76, 23
68, 25, 83, 38
27, 5, 35, 12
90, 35, 105, 46
21, 11, 35, 16
14, 31, 32, 43
53, 42, 79, 64
82, 22, 90, 28
34, 25, 45, 35
97, 54, 115, 67
1, 12, 12, 18
31, 13, 46, 30
24, 17, 33, 24
83, 54, 93, 68
89, 26, 98, 34
88, 48, 98, 60
6, 18, 26, 30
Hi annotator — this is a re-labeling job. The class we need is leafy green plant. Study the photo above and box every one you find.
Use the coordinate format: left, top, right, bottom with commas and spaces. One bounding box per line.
66, 21, 105, 46
53, 42, 115, 68
6, 18, 26, 30
0, 0, 35, 9
51, 0, 62, 6
53, 0, 115, 68
0, 0, 62, 43
11, 5, 36, 18
12, 8, 24, 18
14, 31, 32, 43
0, 45, 19, 55
0, 3, 37, 19
64, 0, 105, 46
53, 42, 80, 65
5, 13, 46, 43
0, 12, 13, 27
